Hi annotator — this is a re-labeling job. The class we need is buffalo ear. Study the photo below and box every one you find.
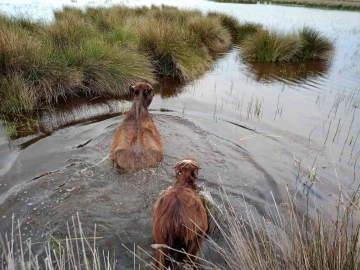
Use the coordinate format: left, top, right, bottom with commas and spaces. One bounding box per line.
129, 84, 135, 92
129, 84, 140, 95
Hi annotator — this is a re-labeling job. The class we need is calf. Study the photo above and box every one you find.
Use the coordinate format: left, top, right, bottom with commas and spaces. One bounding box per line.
152, 159, 208, 269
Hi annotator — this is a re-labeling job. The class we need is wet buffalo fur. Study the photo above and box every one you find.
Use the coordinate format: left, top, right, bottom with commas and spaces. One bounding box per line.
110, 82, 163, 171
152, 159, 208, 270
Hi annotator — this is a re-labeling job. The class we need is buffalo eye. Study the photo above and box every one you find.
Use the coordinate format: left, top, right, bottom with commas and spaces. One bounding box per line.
144, 89, 152, 96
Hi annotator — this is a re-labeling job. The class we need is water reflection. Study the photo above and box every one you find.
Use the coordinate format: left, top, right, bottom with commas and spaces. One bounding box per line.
153, 78, 184, 98
242, 60, 330, 84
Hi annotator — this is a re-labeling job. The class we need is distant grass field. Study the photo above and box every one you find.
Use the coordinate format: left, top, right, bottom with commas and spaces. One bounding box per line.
210, 0, 360, 11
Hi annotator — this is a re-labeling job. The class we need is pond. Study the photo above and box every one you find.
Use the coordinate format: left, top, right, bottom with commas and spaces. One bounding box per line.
0, 0, 359, 268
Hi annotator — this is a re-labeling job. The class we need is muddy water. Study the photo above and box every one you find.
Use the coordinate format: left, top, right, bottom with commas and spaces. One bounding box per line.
1, 0, 360, 268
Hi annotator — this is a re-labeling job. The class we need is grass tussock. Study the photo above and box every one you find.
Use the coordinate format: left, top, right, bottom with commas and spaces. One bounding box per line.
0, 6, 237, 125
207, 12, 242, 38
297, 26, 334, 60
187, 16, 232, 52
241, 29, 304, 62
206, 183, 360, 270
241, 27, 333, 62
136, 18, 211, 82
237, 22, 263, 41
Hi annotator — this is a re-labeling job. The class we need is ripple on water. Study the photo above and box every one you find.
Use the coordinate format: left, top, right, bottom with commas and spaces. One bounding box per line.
0, 114, 294, 268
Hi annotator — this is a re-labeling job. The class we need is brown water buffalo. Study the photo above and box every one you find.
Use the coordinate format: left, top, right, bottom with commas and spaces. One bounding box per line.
152, 159, 208, 270
111, 82, 163, 171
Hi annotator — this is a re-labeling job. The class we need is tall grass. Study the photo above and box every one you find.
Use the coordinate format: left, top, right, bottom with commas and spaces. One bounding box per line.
187, 16, 232, 52
297, 26, 334, 60
207, 12, 242, 38
1, 183, 359, 269
136, 17, 212, 82
206, 183, 360, 270
0, 6, 335, 136
0, 213, 116, 270
0, 5, 236, 124
241, 30, 304, 62
241, 27, 333, 62
237, 22, 263, 42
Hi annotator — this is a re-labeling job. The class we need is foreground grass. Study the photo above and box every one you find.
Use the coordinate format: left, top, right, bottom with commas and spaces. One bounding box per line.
0, 213, 116, 270
241, 27, 334, 62
206, 184, 360, 270
209, 0, 360, 11
1, 180, 359, 269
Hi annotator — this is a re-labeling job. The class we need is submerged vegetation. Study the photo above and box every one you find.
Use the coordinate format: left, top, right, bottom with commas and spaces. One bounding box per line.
241, 27, 334, 62
0, 4, 334, 137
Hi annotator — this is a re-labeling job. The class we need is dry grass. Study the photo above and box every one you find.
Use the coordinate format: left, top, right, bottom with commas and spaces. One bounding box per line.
136, 17, 212, 82
0, 213, 115, 270
187, 16, 232, 52
204, 181, 360, 270
237, 22, 263, 42
207, 12, 242, 38
0, 5, 237, 126
240, 27, 334, 62
297, 26, 334, 60
241, 29, 304, 62
1, 180, 359, 269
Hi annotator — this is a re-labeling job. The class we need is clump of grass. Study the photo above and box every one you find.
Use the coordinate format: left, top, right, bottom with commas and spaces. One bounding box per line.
241, 29, 304, 62
54, 5, 85, 20
1, 5, 238, 127
2, 118, 18, 138
137, 18, 211, 82
67, 39, 155, 96
207, 12, 242, 38
45, 13, 97, 49
297, 26, 334, 60
0, 75, 36, 116
240, 27, 333, 62
0, 213, 116, 269
187, 16, 232, 52
204, 176, 360, 270
238, 22, 263, 42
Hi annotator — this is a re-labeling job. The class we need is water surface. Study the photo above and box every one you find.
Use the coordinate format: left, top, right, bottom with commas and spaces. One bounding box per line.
0, 1, 359, 268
